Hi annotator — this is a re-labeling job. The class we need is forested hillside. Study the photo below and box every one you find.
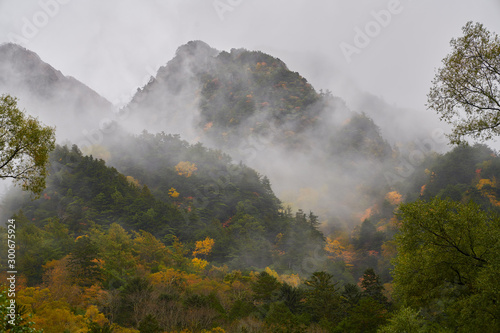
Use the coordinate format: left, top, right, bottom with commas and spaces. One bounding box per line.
1, 21, 500, 332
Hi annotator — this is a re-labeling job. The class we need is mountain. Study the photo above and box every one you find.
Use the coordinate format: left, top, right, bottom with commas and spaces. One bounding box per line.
121, 40, 325, 150
119, 41, 396, 224
0, 43, 115, 143
1, 136, 327, 284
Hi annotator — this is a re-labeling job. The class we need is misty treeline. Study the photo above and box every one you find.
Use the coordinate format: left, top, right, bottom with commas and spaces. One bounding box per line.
1, 29, 500, 331
2, 138, 500, 332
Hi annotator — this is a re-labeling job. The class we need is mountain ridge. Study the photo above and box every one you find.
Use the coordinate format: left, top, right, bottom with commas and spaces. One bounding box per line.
0, 42, 115, 143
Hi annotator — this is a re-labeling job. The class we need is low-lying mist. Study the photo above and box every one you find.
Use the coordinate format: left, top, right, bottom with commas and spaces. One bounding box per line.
0, 40, 450, 231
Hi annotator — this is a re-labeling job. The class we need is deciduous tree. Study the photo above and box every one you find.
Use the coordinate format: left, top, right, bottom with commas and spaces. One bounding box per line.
0, 94, 56, 196
428, 22, 500, 144
394, 198, 500, 331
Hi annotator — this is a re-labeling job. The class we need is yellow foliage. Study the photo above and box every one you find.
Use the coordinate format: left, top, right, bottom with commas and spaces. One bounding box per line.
149, 269, 200, 289
385, 191, 402, 205
85, 305, 108, 326
477, 178, 495, 190
324, 233, 356, 266
263, 267, 301, 287
202, 328, 226, 333
17, 287, 50, 311
476, 178, 500, 206
264, 267, 280, 280
279, 274, 301, 288
191, 257, 209, 271
193, 237, 215, 258
169, 187, 180, 198
325, 237, 345, 256
32, 307, 86, 333
126, 175, 140, 187
17, 287, 88, 333
175, 161, 198, 177
150, 268, 182, 286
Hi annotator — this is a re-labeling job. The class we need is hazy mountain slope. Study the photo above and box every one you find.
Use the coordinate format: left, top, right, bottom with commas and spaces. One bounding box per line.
1, 138, 328, 283
120, 41, 396, 225
0, 43, 115, 142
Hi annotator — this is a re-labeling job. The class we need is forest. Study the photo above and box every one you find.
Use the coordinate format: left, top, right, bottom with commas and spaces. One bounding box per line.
1, 21, 500, 332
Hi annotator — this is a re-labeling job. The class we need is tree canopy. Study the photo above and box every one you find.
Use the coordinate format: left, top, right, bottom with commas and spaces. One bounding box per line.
393, 198, 500, 331
0, 94, 55, 196
428, 21, 500, 144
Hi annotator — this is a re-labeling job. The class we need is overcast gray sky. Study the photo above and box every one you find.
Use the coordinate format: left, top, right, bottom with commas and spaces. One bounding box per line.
1, 0, 499, 111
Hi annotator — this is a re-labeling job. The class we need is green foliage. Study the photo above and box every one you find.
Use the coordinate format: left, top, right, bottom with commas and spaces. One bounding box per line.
228, 299, 257, 320
68, 235, 102, 287
360, 268, 388, 306
331, 113, 392, 161
138, 314, 161, 333
422, 144, 494, 198
428, 21, 500, 144
264, 301, 307, 333
377, 307, 430, 333
251, 271, 281, 303
198, 48, 320, 148
394, 198, 500, 331
355, 220, 385, 251
336, 297, 389, 333
304, 271, 342, 324
87, 321, 114, 333
278, 283, 304, 315
0, 94, 56, 196
11, 213, 69, 285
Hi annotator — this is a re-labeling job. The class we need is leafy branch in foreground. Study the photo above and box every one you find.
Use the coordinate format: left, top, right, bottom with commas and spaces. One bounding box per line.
428, 21, 500, 144
0, 94, 55, 196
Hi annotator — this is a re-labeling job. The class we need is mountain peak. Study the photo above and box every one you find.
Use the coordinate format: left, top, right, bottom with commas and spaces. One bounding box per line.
0, 44, 114, 142
175, 40, 219, 58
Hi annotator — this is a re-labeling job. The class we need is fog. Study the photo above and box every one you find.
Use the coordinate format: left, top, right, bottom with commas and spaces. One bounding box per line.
1, 0, 500, 225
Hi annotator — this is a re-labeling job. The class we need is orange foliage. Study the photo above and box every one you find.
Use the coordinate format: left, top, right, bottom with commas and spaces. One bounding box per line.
476, 178, 500, 206
175, 161, 198, 177
385, 191, 402, 205
325, 235, 356, 266
42, 257, 82, 307
359, 205, 377, 222
204, 121, 213, 131
420, 184, 427, 196
255, 62, 267, 70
